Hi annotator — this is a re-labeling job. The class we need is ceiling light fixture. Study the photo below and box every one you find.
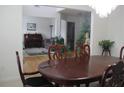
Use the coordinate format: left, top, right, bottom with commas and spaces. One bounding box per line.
89, 0, 118, 17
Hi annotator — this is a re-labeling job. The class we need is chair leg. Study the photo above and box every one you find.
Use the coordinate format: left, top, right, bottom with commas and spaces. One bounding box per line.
54, 83, 59, 87
85, 83, 89, 87
99, 80, 101, 84
76, 84, 80, 87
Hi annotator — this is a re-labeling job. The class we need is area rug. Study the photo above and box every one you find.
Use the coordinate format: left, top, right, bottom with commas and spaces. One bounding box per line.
23, 48, 48, 56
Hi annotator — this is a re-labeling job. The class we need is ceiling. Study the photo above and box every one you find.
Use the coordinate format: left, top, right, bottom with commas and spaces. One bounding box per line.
23, 5, 91, 18
59, 8, 90, 16
23, 5, 64, 18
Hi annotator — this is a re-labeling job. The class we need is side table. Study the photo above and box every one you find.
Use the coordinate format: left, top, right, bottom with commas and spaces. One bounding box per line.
102, 49, 111, 56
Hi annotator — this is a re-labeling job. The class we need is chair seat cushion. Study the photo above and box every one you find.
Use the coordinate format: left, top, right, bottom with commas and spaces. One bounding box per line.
25, 76, 53, 87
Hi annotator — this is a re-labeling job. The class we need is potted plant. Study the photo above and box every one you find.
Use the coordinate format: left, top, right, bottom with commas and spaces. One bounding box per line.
55, 36, 64, 45
99, 40, 114, 55
99, 40, 114, 50
76, 23, 90, 46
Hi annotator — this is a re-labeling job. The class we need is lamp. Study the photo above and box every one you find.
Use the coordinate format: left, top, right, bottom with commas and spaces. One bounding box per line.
89, 0, 118, 17
50, 25, 53, 38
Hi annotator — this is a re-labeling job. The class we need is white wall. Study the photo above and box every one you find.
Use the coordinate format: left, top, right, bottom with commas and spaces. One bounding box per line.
0, 5, 123, 84
91, 5, 124, 57
61, 13, 91, 47
60, 5, 108, 55
23, 16, 55, 39
60, 5, 124, 57
91, 11, 108, 55
0, 6, 23, 82
107, 5, 124, 57
61, 20, 67, 45
23, 6, 57, 18
54, 13, 61, 37
61, 14, 79, 46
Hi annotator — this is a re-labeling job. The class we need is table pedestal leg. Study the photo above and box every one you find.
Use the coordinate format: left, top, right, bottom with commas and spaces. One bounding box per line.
76, 84, 80, 87
85, 83, 89, 87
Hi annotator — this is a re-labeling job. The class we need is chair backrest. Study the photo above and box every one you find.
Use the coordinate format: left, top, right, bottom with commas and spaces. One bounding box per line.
16, 51, 26, 86
48, 44, 66, 60
101, 61, 124, 87
75, 44, 90, 59
120, 46, 124, 60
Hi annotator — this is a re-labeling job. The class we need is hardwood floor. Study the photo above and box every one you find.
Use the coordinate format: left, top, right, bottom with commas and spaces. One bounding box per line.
23, 51, 75, 73
9, 54, 99, 87
23, 55, 49, 73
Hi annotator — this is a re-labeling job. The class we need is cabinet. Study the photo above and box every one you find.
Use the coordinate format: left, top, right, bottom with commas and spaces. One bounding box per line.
24, 34, 43, 48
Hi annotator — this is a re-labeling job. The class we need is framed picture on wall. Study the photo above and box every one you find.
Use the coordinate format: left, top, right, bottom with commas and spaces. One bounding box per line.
27, 23, 36, 31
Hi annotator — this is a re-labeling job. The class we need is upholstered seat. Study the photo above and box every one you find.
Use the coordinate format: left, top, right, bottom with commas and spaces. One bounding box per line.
25, 76, 53, 87
100, 61, 124, 87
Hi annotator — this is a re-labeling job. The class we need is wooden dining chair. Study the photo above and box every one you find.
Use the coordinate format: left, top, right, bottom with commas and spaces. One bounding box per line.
16, 51, 54, 87
48, 44, 67, 60
100, 61, 124, 87
120, 46, 124, 60
75, 44, 90, 59
75, 44, 90, 87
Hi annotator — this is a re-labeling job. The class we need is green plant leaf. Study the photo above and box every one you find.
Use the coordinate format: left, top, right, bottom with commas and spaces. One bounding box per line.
98, 40, 114, 49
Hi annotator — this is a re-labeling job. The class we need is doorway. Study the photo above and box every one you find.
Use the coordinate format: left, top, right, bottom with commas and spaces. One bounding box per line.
67, 22, 75, 51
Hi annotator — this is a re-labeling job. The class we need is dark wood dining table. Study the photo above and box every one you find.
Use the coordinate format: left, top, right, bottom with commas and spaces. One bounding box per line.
38, 55, 119, 86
